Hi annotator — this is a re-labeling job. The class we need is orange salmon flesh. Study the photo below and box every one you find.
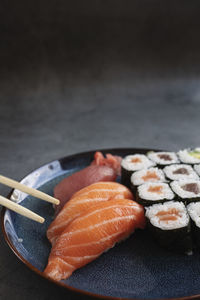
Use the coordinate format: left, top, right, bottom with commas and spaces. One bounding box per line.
142, 171, 160, 182
44, 198, 145, 281
131, 157, 142, 163
147, 185, 163, 194
47, 182, 133, 245
156, 208, 181, 223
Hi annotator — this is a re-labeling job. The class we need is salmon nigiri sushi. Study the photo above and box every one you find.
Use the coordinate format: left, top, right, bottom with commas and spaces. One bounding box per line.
44, 198, 145, 281
47, 182, 133, 245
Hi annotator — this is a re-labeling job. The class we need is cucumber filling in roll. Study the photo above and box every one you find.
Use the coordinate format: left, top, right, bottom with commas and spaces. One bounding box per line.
178, 148, 200, 164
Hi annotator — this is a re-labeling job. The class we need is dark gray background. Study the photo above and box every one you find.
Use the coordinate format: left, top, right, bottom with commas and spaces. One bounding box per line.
1, 1, 200, 299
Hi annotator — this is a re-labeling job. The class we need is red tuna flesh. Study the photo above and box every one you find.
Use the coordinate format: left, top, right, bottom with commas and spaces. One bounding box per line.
54, 165, 116, 214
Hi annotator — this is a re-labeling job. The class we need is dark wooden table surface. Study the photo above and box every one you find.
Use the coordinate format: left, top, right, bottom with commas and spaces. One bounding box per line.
1, 1, 200, 299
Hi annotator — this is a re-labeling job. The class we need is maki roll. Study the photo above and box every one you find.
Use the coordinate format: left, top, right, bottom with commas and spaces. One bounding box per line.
121, 154, 155, 187
187, 202, 200, 249
130, 167, 166, 193
147, 151, 179, 167
194, 164, 200, 176
145, 201, 192, 254
136, 182, 174, 206
163, 164, 199, 181
178, 148, 200, 164
170, 180, 200, 204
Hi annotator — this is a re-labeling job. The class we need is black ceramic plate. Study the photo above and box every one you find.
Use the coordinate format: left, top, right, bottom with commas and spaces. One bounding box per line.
2, 148, 200, 300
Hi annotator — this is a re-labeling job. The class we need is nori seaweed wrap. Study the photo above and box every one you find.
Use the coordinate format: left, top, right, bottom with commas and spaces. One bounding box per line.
163, 164, 199, 182
130, 167, 166, 194
121, 154, 155, 188
178, 148, 200, 164
136, 182, 175, 206
187, 202, 200, 249
194, 164, 200, 176
145, 201, 193, 254
170, 180, 200, 204
147, 151, 179, 168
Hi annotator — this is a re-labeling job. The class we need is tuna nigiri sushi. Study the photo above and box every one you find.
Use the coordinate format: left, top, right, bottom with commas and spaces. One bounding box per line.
54, 165, 116, 214
54, 152, 122, 214
47, 182, 133, 245
44, 198, 145, 281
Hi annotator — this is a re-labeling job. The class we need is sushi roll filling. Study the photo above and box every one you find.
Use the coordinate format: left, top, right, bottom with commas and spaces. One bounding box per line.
156, 208, 181, 223
158, 154, 172, 161
189, 150, 200, 159
142, 170, 160, 181
145, 201, 189, 230
138, 182, 174, 201
131, 167, 165, 187
147, 151, 179, 165
171, 180, 200, 199
182, 183, 199, 195
121, 154, 154, 171
164, 164, 199, 181
187, 202, 200, 227
173, 168, 189, 175
131, 157, 142, 163
178, 148, 200, 164
148, 185, 163, 194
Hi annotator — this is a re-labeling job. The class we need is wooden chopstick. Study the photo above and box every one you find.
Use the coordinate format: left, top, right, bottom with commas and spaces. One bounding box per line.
0, 175, 60, 205
0, 195, 44, 223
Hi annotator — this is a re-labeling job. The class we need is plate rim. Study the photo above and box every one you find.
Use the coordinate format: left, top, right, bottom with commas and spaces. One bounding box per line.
1, 147, 200, 300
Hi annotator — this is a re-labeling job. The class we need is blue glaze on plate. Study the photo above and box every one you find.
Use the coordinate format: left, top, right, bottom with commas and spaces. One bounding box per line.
2, 148, 200, 299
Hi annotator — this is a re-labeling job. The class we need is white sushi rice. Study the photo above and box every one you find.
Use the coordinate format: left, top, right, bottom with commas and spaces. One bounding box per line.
178, 148, 200, 164
164, 164, 199, 181
187, 202, 200, 228
131, 167, 166, 186
194, 164, 200, 176
145, 201, 189, 230
147, 151, 179, 165
138, 182, 174, 201
170, 180, 200, 199
121, 154, 155, 171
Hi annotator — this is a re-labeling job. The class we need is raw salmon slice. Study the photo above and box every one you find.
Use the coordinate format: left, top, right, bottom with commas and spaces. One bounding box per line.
47, 182, 133, 245
44, 198, 145, 281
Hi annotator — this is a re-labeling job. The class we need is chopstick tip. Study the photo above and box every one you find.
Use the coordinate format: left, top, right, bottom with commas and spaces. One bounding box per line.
54, 199, 60, 205
39, 217, 45, 224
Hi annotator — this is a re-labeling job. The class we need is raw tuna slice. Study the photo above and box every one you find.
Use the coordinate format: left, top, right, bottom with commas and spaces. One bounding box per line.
54, 165, 116, 215
54, 152, 122, 214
